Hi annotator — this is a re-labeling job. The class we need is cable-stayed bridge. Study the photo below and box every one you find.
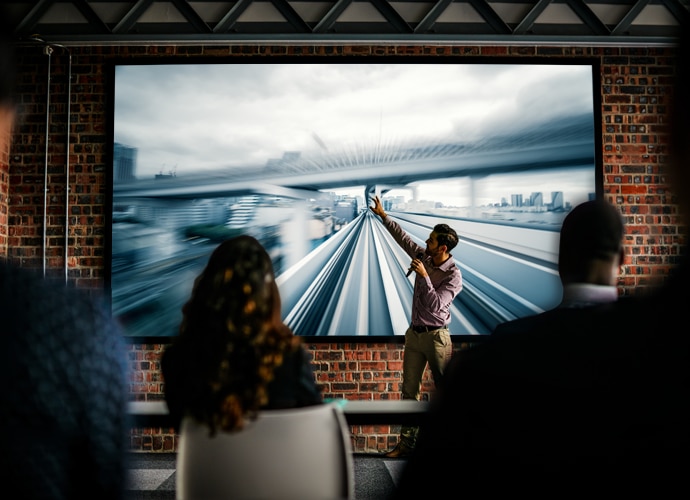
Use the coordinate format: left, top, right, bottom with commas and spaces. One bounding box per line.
112, 116, 592, 337
114, 113, 594, 201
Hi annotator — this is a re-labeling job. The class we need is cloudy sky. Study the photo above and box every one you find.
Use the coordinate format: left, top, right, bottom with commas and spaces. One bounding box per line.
114, 61, 596, 181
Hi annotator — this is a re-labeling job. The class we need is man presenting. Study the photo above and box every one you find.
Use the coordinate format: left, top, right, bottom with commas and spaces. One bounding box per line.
369, 195, 462, 458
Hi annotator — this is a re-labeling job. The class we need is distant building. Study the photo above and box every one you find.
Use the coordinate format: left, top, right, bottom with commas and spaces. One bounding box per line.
551, 191, 564, 211
530, 192, 544, 208
266, 151, 303, 172
335, 198, 358, 222
113, 142, 137, 181
226, 195, 260, 228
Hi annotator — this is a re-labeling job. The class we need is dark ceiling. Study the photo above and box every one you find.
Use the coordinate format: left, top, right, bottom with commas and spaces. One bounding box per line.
6, 0, 690, 45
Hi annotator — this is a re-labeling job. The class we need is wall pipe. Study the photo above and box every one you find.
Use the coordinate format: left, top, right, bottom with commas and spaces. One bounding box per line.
42, 45, 52, 278
64, 53, 71, 283
27, 37, 71, 280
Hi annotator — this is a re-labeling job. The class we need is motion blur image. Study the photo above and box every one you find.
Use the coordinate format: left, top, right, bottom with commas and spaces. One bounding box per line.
110, 61, 598, 338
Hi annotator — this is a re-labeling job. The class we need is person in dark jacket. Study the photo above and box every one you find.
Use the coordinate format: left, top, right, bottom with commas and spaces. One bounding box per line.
162, 235, 322, 434
0, 264, 130, 500
493, 198, 625, 337
0, 14, 129, 500
393, 26, 690, 498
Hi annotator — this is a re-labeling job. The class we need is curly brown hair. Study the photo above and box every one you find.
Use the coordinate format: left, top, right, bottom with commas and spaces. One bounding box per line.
173, 235, 302, 434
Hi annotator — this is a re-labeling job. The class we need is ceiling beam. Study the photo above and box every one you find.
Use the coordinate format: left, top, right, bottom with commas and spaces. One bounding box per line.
7, 0, 687, 44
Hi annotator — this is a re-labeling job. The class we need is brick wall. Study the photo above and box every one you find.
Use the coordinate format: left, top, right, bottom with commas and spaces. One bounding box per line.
6, 43, 685, 453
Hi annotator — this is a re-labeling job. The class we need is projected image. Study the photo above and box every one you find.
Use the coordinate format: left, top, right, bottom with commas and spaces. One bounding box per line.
110, 60, 600, 338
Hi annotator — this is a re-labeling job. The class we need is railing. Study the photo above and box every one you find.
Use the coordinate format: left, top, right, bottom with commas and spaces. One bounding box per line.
128, 399, 430, 428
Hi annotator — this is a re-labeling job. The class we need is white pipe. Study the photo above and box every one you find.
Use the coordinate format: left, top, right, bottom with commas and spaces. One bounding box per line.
43, 45, 53, 277
64, 53, 71, 282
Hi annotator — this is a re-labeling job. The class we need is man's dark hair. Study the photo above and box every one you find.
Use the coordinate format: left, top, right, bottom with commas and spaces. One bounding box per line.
558, 199, 624, 283
433, 223, 459, 251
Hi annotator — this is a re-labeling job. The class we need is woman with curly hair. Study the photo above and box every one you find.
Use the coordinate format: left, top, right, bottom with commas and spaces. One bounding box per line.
161, 235, 322, 435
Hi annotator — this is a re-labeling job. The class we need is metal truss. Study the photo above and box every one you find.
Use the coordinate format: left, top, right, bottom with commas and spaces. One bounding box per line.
6, 0, 690, 45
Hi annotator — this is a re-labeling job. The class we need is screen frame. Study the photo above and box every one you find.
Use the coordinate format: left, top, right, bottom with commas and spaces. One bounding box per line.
104, 54, 604, 344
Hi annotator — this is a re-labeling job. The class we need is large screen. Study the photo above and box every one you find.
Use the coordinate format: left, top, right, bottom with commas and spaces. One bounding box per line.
107, 57, 602, 341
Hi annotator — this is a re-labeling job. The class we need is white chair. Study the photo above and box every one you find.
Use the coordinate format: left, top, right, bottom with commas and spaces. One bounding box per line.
175, 402, 355, 500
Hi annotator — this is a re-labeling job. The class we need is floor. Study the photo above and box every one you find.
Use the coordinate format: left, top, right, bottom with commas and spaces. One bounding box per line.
125, 452, 406, 499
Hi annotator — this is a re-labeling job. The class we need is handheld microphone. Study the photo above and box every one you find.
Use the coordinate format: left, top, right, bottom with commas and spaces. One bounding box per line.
406, 253, 424, 277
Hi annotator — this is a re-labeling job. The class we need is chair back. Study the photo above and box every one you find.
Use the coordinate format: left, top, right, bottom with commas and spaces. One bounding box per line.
176, 402, 354, 499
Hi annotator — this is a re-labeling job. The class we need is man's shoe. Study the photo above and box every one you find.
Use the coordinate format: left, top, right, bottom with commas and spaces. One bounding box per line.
383, 442, 413, 458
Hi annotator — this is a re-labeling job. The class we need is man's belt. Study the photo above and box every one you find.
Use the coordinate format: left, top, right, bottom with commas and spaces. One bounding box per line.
411, 325, 447, 333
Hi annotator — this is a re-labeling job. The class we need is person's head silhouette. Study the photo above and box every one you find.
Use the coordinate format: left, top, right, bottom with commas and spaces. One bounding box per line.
558, 199, 624, 287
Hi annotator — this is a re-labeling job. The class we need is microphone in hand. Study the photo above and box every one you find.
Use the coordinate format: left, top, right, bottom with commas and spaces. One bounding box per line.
406, 253, 424, 277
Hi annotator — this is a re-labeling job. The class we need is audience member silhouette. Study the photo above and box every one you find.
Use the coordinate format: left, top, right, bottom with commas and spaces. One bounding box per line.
0, 267, 130, 500
0, 19, 129, 500
394, 27, 690, 498
162, 235, 323, 434
493, 199, 625, 336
